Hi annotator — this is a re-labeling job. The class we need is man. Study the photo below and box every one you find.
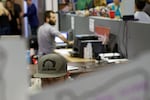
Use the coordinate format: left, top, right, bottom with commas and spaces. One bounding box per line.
61, 2, 73, 12
23, 0, 39, 36
134, 0, 150, 23
38, 11, 73, 57
34, 53, 69, 88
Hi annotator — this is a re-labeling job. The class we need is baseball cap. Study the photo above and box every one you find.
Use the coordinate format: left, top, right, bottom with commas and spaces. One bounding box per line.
34, 53, 67, 78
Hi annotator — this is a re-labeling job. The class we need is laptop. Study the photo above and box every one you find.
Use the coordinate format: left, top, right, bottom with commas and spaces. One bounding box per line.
55, 32, 68, 48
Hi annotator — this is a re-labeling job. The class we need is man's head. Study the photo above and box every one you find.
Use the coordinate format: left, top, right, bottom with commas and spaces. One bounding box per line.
44, 10, 56, 25
34, 53, 68, 87
25, 0, 32, 6
135, 0, 146, 11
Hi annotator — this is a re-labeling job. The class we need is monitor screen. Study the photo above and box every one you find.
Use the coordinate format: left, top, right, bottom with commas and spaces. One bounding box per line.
55, 32, 68, 43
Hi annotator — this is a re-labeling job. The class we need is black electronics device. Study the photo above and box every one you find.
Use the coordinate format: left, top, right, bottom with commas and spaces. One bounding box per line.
70, 34, 104, 58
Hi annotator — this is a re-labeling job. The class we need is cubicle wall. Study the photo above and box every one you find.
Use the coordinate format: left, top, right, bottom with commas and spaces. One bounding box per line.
59, 14, 93, 34
59, 14, 72, 32
92, 17, 123, 35
59, 14, 93, 40
92, 17, 124, 55
59, 14, 150, 59
89, 17, 150, 59
74, 16, 92, 35
127, 22, 150, 59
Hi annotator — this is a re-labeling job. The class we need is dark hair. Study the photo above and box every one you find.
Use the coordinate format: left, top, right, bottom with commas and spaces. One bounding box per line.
6, 0, 12, 3
146, 0, 150, 3
44, 10, 55, 22
135, 0, 146, 10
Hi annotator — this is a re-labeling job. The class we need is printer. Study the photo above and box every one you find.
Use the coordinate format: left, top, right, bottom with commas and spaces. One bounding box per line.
70, 34, 104, 58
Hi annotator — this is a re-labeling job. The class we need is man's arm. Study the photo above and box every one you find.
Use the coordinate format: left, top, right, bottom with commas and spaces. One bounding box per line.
58, 34, 69, 44
58, 34, 73, 45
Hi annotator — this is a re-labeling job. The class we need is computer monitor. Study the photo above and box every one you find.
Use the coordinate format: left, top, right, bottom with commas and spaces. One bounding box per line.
73, 34, 98, 51
55, 32, 68, 43
72, 34, 103, 58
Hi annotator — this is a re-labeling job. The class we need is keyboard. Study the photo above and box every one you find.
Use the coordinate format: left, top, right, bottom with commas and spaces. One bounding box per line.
56, 43, 67, 48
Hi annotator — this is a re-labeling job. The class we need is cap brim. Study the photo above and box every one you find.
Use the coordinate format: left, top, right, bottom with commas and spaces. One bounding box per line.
33, 72, 66, 78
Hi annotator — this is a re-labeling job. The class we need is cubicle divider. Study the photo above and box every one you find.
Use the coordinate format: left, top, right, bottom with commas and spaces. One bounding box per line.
59, 14, 72, 32
59, 14, 150, 59
126, 22, 150, 59
59, 14, 93, 39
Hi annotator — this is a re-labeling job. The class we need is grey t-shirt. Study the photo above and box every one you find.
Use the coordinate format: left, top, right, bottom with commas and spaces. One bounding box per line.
38, 23, 61, 56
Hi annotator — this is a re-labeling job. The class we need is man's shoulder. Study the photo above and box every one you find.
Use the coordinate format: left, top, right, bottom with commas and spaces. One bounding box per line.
39, 23, 51, 30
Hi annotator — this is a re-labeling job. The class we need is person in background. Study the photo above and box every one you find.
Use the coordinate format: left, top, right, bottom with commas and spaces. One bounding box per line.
11, 0, 21, 15
107, 0, 113, 4
6, 0, 20, 35
31, 53, 70, 89
94, 0, 107, 7
61, 2, 73, 13
0, 1, 11, 34
108, 0, 121, 18
134, 0, 150, 23
21, 0, 39, 36
76, 0, 93, 10
38, 10, 73, 57
11, 0, 22, 35
144, 0, 150, 17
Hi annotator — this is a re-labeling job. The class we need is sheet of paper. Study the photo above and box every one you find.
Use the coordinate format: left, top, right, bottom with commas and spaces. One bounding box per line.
89, 19, 95, 32
67, 66, 79, 71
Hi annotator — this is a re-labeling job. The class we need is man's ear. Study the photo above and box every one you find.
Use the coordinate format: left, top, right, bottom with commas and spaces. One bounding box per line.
46, 17, 49, 22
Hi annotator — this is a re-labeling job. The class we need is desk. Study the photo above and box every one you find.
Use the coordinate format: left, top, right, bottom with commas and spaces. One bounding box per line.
54, 49, 95, 62
29, 49, 114, 88
29, 49, 113, 76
